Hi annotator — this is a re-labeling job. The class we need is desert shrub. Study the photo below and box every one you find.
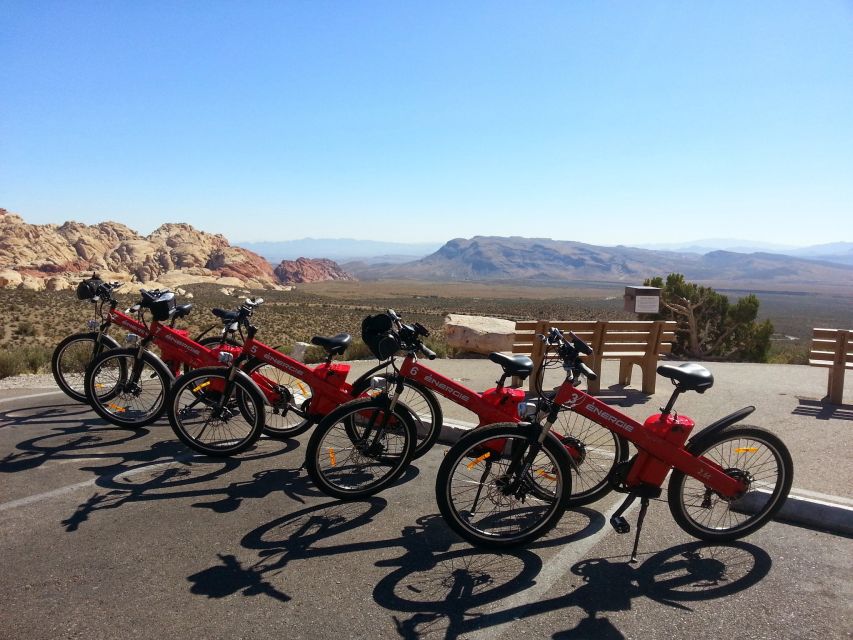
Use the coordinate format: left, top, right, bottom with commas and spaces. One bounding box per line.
643, 274, 774, 362
0, 345, 52, 378
13, 321, 38, 337
767, 341, 810, 365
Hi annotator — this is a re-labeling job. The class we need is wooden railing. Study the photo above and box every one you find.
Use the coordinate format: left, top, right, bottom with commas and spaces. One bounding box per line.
809, 328, 852, 404
512, 320, 677, 394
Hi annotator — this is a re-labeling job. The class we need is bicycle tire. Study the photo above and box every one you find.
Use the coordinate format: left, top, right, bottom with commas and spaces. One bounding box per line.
167, 367, 266, 456
667, 424, 793, 542
435, 422, 572, 548
305, 397, 416, 499
350, 376, 443, 459
52, 332, 121, 403
551, 408, 629, 507
85, 348, 173, 427
242, 357, 315, 439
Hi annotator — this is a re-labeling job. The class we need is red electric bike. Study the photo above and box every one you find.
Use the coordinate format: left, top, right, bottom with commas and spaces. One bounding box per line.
52, 275, 239, 404
165, 307, 437, 461
435, 328, 794, 552
83, 288, 247, 428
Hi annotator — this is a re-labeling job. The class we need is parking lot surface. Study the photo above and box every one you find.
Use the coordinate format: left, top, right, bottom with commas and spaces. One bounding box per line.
2, 361, 852, 639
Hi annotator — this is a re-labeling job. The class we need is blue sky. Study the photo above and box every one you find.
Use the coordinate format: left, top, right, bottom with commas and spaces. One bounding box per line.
1, 1, 851, 246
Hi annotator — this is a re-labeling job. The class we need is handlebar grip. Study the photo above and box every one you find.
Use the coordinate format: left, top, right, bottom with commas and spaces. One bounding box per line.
420, 345, 437, 360
579, 362, 597, 381
570, 331, 593, 355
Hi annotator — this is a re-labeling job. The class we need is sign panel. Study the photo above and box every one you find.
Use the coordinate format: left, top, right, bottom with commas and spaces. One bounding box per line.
634, 296, 660, 314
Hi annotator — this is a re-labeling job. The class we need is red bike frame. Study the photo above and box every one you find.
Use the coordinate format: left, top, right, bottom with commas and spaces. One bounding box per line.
398, 354, 526, 426
147, 319, 238, 374
240, 337, 356, 417
106, 307, 148, 338
552, 384, 745, 498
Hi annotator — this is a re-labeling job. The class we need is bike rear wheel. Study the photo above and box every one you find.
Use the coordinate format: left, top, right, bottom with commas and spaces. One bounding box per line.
243, 358, 315, 439
85, 348, 173, 427
167, 367, 265, 456
667, 425, 793, 542
306, 397, 416, 499
52, 332, 121, 403
435, 422, 572, 548
552, 408, 628, 507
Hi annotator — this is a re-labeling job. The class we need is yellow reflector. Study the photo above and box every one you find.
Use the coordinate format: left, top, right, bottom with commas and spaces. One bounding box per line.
95, 383, 105, 388
466, 452, 491, 469
192, 381, 211, 393
735, 447, 759, 453
329, 448, 337, 466
108, 404, 126, 413
296, 382, 307, 395
536, 469, 557, 481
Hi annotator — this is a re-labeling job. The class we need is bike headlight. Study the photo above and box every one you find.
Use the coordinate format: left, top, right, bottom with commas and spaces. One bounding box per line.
125, 333, 139, 344
517, 401, 538, 420
218, 351, 234, 365
369, 377, 389, 391
87, 319, 99, 331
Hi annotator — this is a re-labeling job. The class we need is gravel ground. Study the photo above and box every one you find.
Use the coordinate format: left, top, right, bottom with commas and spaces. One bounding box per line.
0, 373, 57, 389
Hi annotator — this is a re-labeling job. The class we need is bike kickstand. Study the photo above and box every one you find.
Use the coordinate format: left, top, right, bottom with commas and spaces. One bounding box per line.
629, 497, 650, 564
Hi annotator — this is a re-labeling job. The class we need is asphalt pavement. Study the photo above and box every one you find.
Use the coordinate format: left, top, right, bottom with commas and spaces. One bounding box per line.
1, 360, 852, 639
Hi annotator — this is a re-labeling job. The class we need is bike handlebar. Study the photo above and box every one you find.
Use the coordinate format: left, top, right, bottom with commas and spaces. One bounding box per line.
541, 327, 597, 381
420, 345, 436, 360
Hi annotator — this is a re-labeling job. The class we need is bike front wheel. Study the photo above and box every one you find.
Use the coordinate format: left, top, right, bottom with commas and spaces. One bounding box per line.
435, 422, 572, 549
167, 367, 265, 456
52, 332, 121, 403
85, 348, 173, 427
351, 376, 443, 459
667, 425, 793, 542
305, 397, 416, 499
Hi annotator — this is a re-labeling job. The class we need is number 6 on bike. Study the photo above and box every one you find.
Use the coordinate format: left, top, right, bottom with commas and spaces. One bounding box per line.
435, 328, 793, 554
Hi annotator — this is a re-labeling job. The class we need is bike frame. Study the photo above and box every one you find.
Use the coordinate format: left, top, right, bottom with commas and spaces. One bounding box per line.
397, 354, 525, 426
146, 319, 233, 373
551, 383, 745, 499
240, 336, 359, 417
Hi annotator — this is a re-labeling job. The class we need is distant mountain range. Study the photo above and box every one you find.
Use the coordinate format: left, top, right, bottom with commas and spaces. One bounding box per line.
636, 239, 853, 266
242, 237, 853, 267
344, 236, 853, 292
238, 238, 443, 263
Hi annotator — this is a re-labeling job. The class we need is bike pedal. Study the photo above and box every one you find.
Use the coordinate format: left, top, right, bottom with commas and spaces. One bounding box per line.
610, 516, 630, 534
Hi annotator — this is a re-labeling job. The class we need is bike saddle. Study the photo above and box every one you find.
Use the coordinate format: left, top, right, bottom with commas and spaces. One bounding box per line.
489, 352, 534, 379
170, 304, 193, 319
211, 308, 239, 322
656, 363, 714, 392
311, 333, 352, 356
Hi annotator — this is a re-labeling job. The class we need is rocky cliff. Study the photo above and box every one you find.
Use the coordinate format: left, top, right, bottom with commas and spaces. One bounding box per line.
274, 257, 355, 284
0, 209, 354, 290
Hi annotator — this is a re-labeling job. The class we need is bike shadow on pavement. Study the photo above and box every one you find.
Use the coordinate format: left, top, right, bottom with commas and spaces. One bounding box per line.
59, 435, 304, 532
187, 497, 392, 603
792, 398, 853, 421
1, 411, 153, 474
377, 539, 771, 640
0, 400, 95, 430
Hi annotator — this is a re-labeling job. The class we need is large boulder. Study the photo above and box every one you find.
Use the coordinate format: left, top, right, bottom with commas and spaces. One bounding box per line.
444, 314, 515, 355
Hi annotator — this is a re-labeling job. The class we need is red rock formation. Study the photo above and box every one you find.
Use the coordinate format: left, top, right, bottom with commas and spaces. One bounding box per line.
0, 209, 343, 290
274, 257, 355, 284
